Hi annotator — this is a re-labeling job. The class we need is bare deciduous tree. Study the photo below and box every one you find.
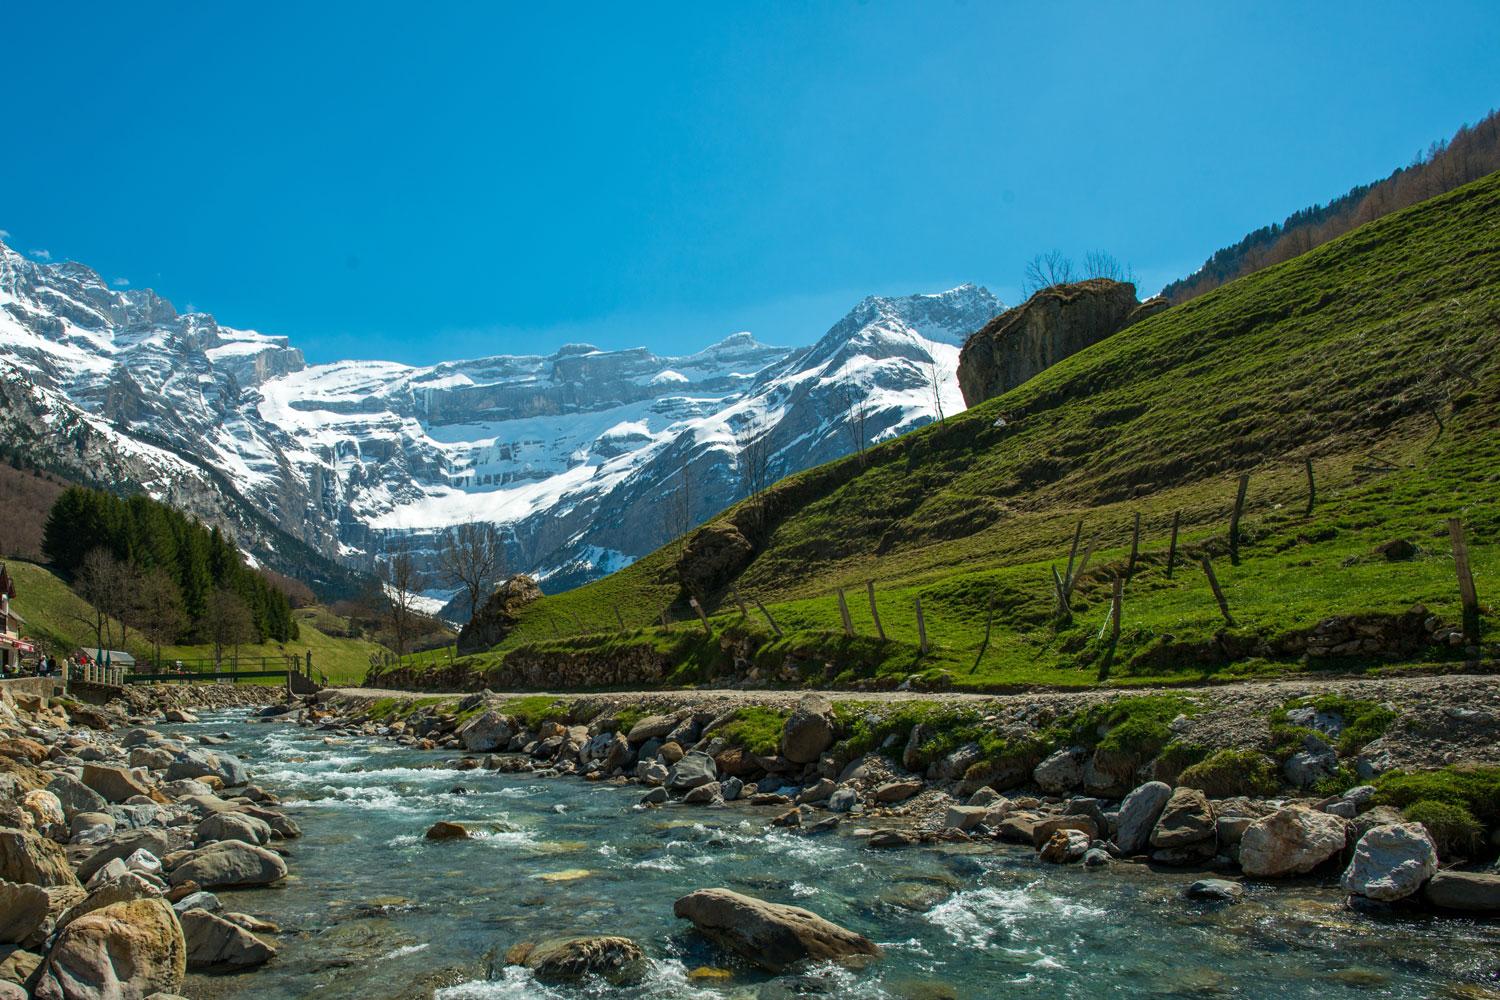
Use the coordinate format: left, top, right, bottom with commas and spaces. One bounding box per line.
204, 586, 254, 669
738, 414, 775, 531
1083, 250, 1128, 281
135, 569, 185, 669
924, 356, 948, 424
1023, 250, 1075, 296
437, 521, 504, 623
839, 383, 871, 464
380, 542, 425, 657
668, 463, 695, 556
72, 548, 120, 652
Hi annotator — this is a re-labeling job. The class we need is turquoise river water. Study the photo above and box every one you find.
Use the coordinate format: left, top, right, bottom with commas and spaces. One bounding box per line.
174, 710, 1499, 999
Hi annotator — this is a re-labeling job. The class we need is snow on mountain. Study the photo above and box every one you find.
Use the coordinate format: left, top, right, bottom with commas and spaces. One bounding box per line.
0, 236, 1000, 599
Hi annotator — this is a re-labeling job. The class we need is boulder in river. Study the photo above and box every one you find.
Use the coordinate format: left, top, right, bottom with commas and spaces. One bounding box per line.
196, 812, 271, 846
31, 898, 186, 1000
179, 908, 276, 970
1239, 806, 1348, 878
425, 821, 470, 841
80, 765, 151, 805
1150, 788, 1216, 848
512, 936, 646, 985
168, 841, 287, 890
673, 887, 880, 973
457, 712, 514, 753
1340, 823, 1438, 901
1422, 871, 1500, 914
873, 781, 922, 803
667, 752, 718, 792
1114, 782, 1171, 854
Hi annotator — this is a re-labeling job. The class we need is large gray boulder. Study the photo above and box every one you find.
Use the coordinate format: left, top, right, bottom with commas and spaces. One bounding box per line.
667, 752, 718, 792
1422, 871, 1500, 913
166, 749, 248, 787
1115, 782, 1172, 854
1339, 823, 1438, 901
673, 887, 880, 973
45, 776, 107, 822
179, 908, 276, 970
196, 813, 271, 847
78, 830, 173, 884
780, 696, 835, 765
456, 712, 514, 753
31, 898, 186, 1000
169, 841, 287, 890
1033, 747, 1087, 795
1240, 806, 1347, 878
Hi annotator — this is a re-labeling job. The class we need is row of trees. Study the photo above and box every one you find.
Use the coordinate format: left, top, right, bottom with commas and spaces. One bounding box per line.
42, 487, 298, 662
1162, 108, 1500, 303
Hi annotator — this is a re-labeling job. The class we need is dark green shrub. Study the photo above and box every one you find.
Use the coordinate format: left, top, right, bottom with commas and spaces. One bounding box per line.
1402, 800, 1483, 859
1374, 765, 1500, 825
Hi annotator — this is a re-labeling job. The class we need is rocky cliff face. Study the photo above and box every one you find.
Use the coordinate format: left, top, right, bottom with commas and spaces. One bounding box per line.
957, 280, 1149, 407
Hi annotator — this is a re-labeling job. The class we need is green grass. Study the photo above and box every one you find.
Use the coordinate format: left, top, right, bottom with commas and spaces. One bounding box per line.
1373, 765, 1500, 825
1401, 800, 1485, 858
383, 170, 1500, 694
712, 706, 788, 756
7, 559, 389, 685
1178, 749, 1280, 797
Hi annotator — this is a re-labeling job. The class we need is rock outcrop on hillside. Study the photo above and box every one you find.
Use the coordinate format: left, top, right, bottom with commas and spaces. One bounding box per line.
957, 279, 1150, 407
456, 575, 544, 654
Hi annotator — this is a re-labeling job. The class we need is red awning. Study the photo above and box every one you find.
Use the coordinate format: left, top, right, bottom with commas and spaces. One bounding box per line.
0, 636, 36, 653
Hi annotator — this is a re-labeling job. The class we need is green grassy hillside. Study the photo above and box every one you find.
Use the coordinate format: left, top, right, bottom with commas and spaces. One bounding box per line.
375, 170, 1500, 692
6, 560, 387, 685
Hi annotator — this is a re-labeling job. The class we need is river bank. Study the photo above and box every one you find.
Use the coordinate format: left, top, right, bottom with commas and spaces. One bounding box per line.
0, 682, 295, 998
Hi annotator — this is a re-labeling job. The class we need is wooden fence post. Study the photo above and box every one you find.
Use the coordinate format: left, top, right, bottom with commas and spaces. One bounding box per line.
1166, 511, 1181, 579
659, 610, 671, 632
1201, 554, 1235, 625
732, 587, 749, 620
1450, 518, 1480, 643
1063, 520, 1084, 590
1229, 473, 1250, 566
689, 597, 712, 636
866, 580, 885, 640
614, 606, 626, 632
1098, 575, 1123, 682
1304, 458, 1316, 517
915, 596, 929, 655
1126, 511, 1142, 582
836, 588, 855, 637
752, 596, 782, 637
970, 595, 996, 674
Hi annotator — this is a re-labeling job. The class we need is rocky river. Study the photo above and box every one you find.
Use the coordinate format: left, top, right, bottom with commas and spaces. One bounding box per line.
162, 707, 1500, 999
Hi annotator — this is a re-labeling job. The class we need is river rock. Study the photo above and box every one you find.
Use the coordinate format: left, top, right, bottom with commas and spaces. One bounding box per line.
1031, 815, 1098, 847
639, 761, 669, 786
425, 821, 470, 841
1284, 749, 1338, 789
1340, 823, 1438, 901
944, 805, 988, 832
179, 908, 276, 970
516, 936, 646, 984
196, 813, 271, 846
1239, 806, 1347, 878
683, 782, 723, 805
828, 787, 858, 813
626, 714, 681, 744
667, 752, 718, 791
873, 781, 922, 803
457, 712, 514, 753
58, 872, 162, 932
1150, 788, 1215, 848
640, 787, 667, 805
80, 765, 151, 805
31, 898, 186, 1000
22, 790, 65, 830
0, 880, 50, 944
1033, 747, 1087, 795
1039, 829, 1091, 863
169, 841, 287, 890
78, 831, 172, 883
1115, 782, 1172, 854
673, 887, 880, 973
780, 698, 835, 766
166, 749, 248, 788
1421, 871, 1500, 913
0, 829, 81, 889
1185, 879, 1245, 903
45, 776, 108, 822
795, 778, 836, 804
162, 709, 198, 724
127, 748, 175, 771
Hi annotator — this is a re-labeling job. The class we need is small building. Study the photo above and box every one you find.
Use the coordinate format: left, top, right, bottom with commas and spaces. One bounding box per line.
0, 564, 36, 675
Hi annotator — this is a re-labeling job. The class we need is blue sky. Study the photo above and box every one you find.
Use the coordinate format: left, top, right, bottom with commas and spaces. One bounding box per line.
3, 2, 1497, 365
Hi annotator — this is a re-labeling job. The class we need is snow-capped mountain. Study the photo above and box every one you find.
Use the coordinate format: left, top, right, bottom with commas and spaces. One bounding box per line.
0, 237, 1000, 601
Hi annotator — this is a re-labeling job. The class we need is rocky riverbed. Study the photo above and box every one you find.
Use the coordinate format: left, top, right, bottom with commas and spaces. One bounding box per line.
4, 675, 1500, 998
0, 683, 295, 999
